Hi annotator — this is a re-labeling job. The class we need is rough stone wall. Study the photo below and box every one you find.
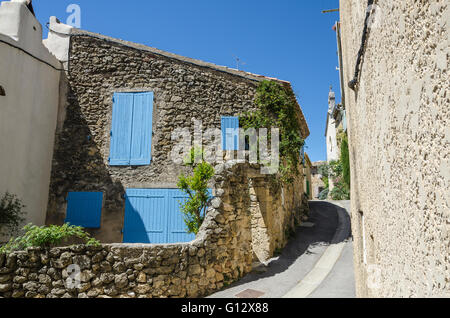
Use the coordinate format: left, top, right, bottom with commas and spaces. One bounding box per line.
249, 169, 308, 263
340, 0, 449, 297
0, 162, 253, 298
0, 162, 306, 298
46, 34, 261, 243
304, 154, 313, 200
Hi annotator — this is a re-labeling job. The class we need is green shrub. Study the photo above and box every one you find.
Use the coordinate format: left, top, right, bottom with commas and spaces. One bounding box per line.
319, 188, 329, 200
178, 149, 215, 235
0, 192, 25, 237
0, 223, 100, 255
329, 179, 350, 201
328, 160, 343, 179
316, 141, 351, 200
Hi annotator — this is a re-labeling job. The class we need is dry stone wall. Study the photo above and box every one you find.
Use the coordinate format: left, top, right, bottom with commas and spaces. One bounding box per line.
340, 0, 449, 297
0, 162, 307, 298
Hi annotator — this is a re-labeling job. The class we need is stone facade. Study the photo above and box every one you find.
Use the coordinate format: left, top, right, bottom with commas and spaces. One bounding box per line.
340, 0, 449, 297
0, 161, 307, 298
304, 154, 313, 200
44, 25, 310, 244
249, 171, 308, 263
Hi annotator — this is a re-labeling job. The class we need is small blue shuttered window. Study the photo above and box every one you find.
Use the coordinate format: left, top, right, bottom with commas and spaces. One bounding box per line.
221, 116, 239, 151
65, 192, 103, 228
109, 92, 154, 166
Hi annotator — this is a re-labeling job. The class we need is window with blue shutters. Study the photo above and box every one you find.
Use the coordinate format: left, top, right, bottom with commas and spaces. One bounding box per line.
65, 192, 103, 228
109, 92, 154, 166
221, 116, 239, 151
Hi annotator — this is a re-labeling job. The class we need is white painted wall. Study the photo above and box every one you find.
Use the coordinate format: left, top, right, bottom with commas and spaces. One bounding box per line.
325, 90, 339, 192
0, 0, 62, 237
43, 16, 73, 70
326, 91, 339, 163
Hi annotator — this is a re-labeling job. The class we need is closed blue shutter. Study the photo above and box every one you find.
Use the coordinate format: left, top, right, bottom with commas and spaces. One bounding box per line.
167, 189, 195, 243
300, 146, 305, 165
130, 92, 154, 165
123, 188, 213, 244
221, 116, 239, 150
65, 192, 103, 228
110, 93, 134, 165
123, 189, 168, 244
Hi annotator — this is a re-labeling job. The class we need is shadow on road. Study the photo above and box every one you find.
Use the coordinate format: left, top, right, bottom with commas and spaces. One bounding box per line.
213, 201, 352, 294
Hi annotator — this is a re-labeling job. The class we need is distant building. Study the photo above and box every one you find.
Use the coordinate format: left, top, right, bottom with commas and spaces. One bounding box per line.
310, 161, 327, 200
325, 87, 347, 192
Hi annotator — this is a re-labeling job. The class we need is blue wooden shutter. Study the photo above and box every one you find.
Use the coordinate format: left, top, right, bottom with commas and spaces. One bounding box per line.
110, 93, 134, 165
221, 116, 239, 150
123, 189, 168, 244
65, 192, 103, 228
130, 92, 154, 165
300, 145, 305, 165
123, 188, 213, 244
167, 189, 195, 243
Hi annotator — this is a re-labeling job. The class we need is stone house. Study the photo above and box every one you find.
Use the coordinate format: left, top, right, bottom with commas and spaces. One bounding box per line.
325, 88, 346, 162
42, 17, 310, 247
340, 0, 449, 297
0, 2, 313, 298
325, 87, 347, 192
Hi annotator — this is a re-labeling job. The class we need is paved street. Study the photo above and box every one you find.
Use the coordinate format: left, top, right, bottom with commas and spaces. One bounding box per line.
209, 201, 355, 298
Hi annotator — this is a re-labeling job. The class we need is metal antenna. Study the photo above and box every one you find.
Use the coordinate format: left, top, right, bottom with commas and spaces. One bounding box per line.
232, 54, 246, 71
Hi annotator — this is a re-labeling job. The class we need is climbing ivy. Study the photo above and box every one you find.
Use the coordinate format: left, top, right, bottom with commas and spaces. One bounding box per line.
239, 80, 305, 183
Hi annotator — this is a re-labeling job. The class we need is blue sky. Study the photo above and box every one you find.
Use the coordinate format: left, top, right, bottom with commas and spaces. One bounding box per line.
33, 0, 341, 162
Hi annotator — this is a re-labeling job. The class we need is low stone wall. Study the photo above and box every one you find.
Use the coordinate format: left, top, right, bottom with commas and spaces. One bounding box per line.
0, 162, 307, 298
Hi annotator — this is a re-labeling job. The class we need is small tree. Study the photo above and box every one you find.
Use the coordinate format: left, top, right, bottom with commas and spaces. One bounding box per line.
177, 148, 215, 235
0, 192, 26, 237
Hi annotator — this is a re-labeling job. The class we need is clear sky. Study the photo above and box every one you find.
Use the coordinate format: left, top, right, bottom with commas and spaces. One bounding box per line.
33, 0, 341, 162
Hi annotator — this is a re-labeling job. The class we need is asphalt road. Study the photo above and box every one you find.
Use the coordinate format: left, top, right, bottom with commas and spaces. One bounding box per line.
208, 201, 355, 298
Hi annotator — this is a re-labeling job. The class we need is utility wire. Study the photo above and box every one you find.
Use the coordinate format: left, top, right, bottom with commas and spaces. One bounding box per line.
348, 0, 375, 91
